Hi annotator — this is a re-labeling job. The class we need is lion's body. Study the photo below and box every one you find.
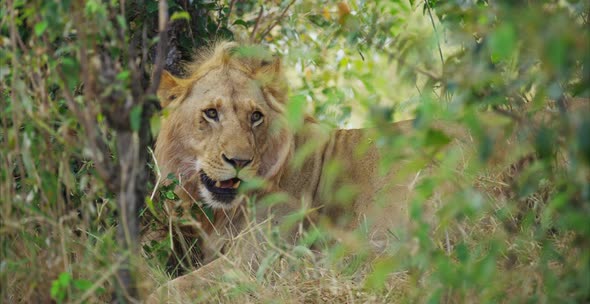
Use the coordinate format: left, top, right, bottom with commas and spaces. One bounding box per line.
280, 122, 420, 240
147, 42, 586, 302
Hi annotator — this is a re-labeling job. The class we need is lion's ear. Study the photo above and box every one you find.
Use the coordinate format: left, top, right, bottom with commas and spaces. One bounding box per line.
157, 70, 185, 107
254, 56, 288, 104
259, 56, 281, 73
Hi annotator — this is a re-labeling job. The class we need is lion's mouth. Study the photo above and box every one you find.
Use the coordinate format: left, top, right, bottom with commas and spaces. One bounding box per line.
199, 171, 241, 204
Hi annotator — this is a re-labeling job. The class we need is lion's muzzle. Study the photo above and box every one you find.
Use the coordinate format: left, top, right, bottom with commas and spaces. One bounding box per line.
199, 170, 242, 204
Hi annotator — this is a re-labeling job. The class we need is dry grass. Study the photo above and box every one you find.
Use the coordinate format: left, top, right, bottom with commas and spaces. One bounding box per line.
136, 150, 583, 303
2, 126, 584, 303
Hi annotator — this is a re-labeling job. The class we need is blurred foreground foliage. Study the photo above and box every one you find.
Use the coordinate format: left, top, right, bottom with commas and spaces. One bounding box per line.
1, 0, 589, 303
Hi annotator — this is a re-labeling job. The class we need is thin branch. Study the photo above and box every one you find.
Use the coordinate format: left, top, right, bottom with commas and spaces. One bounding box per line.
72, 253, 130, 304
415, 83, 423, 96
74, 3, 92, 104
226, 0, 237, 27
56, 69, 118, 192
257, 0, 296, 42
148, 147, 162, 202
556, 93, 569, 115
492, 106, 523, 123
146, 0, 169, 96
127, 31, 143, 102
215, 0, 237, 35
250, 6, 264, 42
7, 0, 26, 186
425, 0, 444, 67
385, 50, 442, 82
140, 22, 148, 86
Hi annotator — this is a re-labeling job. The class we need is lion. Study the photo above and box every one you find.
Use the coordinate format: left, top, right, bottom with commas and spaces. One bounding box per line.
147, 42, 587, 302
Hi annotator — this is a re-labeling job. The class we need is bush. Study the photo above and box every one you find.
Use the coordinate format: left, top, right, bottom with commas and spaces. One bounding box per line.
1, 0, 588, 302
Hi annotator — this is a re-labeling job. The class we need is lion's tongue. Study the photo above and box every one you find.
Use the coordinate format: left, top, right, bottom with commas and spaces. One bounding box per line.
219, 180, 234, 188
216, 178, 240, 189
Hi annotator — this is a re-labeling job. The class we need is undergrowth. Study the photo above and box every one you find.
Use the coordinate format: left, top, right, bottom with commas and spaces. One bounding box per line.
1, 0, 589, 303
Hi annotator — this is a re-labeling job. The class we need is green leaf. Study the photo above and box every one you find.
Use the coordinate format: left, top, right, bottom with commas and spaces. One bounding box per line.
58, 272, 72, 286
478, 133, 494, 162
145, 197, 157, 216
50, 280, 61, 300
34, 21, 48, 37
116, 70, 130, 81
286, 94, 306, 130
170, 11, 190, 21
60, 57, 81, 90
129, 105, 142, 132
577, 116, 590, 164
73, 279, 93, 291
235, 45, 271, 60
165, 190, 176, 200
548, 36, 567, 70
364, 258, 396, 291
203, 205, 215, 222
292, 245, 313, 258
489, 23, 516, 62
427, 288, 443, 304
233, 19, 248, 28
455, 243, 469, 263
146, 0, 158, 13
535, 126, 555, 160
256, 252, 279, 282
259, 192, 290, 207
240, 176, 266, 192
116, 15, 127, 31
150, 114, 161, 137
50, 272, 72, 302
424, 128, 451, 149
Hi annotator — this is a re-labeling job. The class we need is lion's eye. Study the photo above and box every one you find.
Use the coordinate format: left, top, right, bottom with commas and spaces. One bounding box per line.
251, 111, 264, 125
204, 108, 218, 121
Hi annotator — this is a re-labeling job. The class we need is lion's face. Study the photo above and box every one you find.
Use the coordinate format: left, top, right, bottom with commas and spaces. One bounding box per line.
155, 43, 292, 209
169, 68, 273, 208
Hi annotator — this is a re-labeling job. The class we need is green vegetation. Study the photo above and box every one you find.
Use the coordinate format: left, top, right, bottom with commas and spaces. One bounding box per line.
1, 0, 589, 303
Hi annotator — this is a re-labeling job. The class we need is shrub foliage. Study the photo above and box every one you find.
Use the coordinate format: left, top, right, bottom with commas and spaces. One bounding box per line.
1, 0, 588, 302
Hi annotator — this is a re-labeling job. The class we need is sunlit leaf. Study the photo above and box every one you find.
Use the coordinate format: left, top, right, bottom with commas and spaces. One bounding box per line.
286, 94, 306, 130
73, 279, 93, 291
489, 23, 516, 62
233, 19, 248, 28
129, 105, 142, 132
34, 21, 48, 37
364, 258, 396, 291
171, 11, 190, 21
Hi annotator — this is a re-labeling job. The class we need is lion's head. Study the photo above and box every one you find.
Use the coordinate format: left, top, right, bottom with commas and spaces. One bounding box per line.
155, 42, 293, 209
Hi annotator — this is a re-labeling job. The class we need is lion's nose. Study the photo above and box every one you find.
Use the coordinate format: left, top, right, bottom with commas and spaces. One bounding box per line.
222, 154, 252, 170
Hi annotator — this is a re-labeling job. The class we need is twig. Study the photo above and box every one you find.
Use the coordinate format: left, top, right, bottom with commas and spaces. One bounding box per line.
178, 179, 220, 235
425, 1, 444, 67
445, 230, 451, 255
556, 93, 569, 115
147, 0, 169, 97
72, 253, 131, 304
250, 6, 264, 42
226, 0, 237, 27
148, 147, 162, 201
141, 23, 148, 84
6, 0, 26, 183
257, 0, 296, 42
215, 0, 237, 35
492, 106, 523, 123
56, 69, 118, 192
74, 4, 92, 104
415, 83, 423, 96
385, 50, 441, 81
